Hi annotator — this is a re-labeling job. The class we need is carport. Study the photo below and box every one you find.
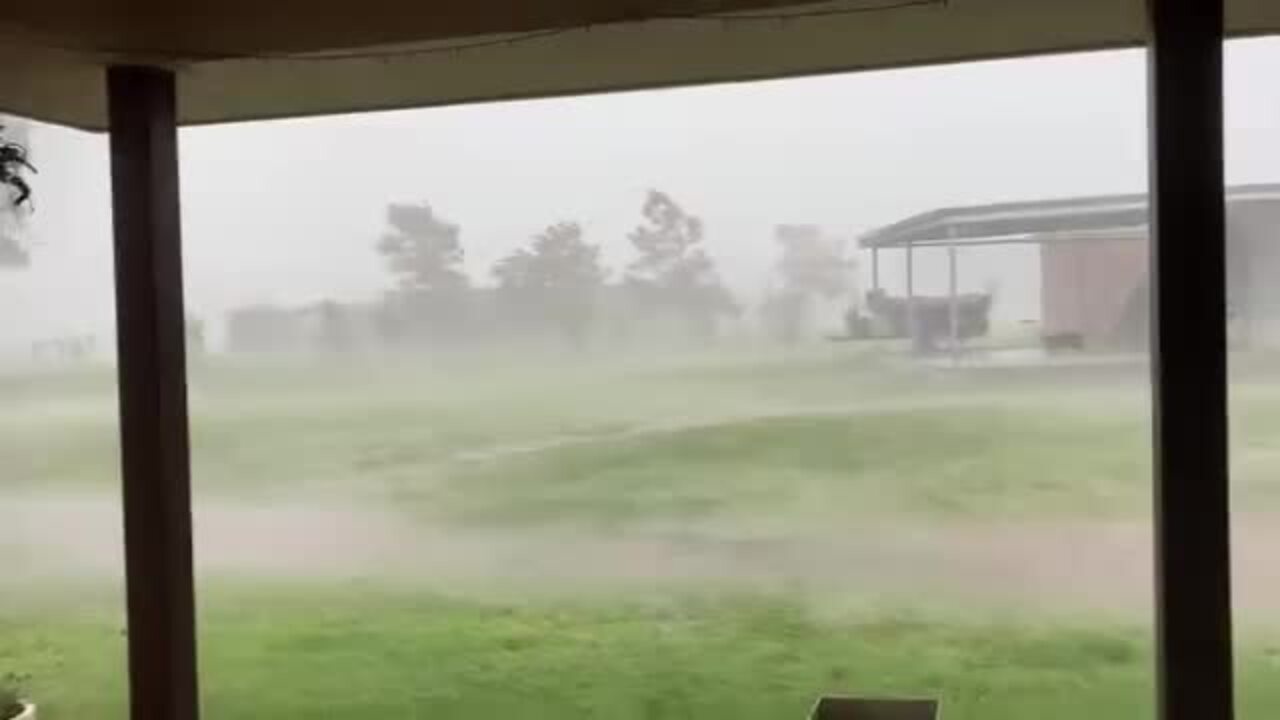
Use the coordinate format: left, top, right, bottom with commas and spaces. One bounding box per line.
860, 185, 1280, 354
0, 1, 1270, 719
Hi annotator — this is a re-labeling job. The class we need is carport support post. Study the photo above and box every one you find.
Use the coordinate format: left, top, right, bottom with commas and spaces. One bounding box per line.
1147, 2, 1234, 720
947, 228, 959, 365
905, 240, 916, 350
108, 66, 201, 720
871, 246, 880, 292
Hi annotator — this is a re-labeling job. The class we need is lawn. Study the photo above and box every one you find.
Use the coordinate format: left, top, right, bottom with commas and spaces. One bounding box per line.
2, 347, 1278, 719
5, 589, 1280, 720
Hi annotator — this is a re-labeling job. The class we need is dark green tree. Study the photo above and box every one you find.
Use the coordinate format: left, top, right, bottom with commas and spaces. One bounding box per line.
376, 201, 470, 342
625, 190, 736, 338
377, 202, 467, 293
494, 221, 607, 346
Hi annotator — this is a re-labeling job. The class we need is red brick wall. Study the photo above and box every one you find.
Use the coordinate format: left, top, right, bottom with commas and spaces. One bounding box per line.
1040, 239, 1148, 347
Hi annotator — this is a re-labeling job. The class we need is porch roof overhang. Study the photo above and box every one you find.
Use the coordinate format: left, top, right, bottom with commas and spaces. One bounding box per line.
2, 0, 1278, 131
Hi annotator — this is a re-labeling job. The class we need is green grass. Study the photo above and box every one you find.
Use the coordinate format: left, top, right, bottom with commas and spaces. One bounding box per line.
0, 591, 1151, 720
5, 588, 1280, 720
429, 407, 1152, 527
4, 350, 1280, 719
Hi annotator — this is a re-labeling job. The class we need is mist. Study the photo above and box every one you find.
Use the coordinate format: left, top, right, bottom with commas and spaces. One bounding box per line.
5, 41, 1274, 352
3, 40, 1276, 352
4, 37, 1280, 720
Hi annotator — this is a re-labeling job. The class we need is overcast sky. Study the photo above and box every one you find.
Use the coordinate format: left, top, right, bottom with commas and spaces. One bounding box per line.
3, 38, 1278, 349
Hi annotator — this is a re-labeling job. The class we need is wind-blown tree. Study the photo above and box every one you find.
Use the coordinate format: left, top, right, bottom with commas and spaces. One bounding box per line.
625, 190, 736, 339
493, 221, 606, 347
761, 225, 852, 343
378, 202, 467, 293
775, 225, 849, 297
375, 201, 470, 343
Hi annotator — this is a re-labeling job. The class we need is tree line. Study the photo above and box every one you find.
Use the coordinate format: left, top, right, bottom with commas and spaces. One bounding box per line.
372, 189, 853, 349
1, 131, 855, 353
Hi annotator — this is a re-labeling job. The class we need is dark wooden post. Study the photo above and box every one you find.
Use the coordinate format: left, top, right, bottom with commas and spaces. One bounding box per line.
1147, 2, 1234, 720
108, 65, 201, 720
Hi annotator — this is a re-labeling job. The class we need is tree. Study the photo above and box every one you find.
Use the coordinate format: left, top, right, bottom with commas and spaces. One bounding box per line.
624, 190, 736, 338
375, 201, 470, 343
774, 225, 850, 298
377, 202, 467, 293
762, 225, 851, 343
493, 221, 607, 346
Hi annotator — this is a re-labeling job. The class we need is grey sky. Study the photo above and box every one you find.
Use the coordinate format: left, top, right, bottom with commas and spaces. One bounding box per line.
3, 39, 1278, 350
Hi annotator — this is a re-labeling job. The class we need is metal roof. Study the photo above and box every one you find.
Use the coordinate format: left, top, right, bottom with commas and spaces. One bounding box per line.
1, 0, 1278, 130
859, 183, 1280, 248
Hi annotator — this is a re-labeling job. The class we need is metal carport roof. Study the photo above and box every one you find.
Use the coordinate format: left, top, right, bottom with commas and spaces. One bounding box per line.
861, 184, 1280, 247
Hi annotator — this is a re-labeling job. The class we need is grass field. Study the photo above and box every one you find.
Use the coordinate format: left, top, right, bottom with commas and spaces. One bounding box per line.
3, 346, 1279, 719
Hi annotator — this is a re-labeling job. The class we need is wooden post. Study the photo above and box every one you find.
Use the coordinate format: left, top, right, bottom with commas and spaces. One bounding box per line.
1147, 2, 1234, 720
905, 241, 916, 351
947, 241, 959, 365
108, 65, 201, 720
871, 246, 881, 292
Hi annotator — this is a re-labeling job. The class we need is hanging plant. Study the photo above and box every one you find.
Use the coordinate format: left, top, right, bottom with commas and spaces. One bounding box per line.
0, 126, 35, 208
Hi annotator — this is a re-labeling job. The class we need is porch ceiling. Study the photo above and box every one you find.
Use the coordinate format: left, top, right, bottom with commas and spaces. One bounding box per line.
1, 0, 1278, 129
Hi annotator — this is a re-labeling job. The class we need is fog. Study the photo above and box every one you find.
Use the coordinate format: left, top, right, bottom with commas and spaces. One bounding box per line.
7, 38, 1280, 720
2, 39, 1275, 353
